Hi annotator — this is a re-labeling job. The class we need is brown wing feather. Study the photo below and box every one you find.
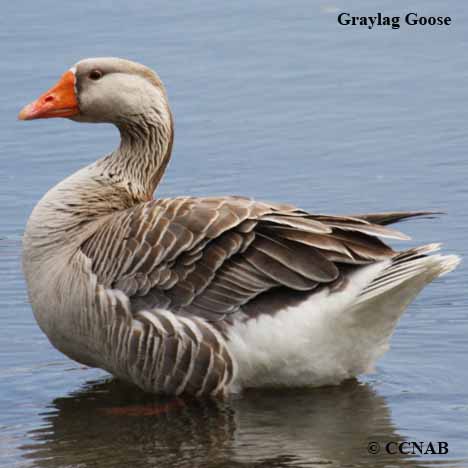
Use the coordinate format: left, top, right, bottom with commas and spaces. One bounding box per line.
81, 196, 413, 323
349, 211, 442, 226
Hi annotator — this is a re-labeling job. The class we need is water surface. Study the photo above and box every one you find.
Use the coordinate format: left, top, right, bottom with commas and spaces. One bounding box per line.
1, 1, 467, 467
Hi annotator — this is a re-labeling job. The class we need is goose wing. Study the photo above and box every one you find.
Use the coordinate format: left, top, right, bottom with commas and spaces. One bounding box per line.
81, 196, 419, 322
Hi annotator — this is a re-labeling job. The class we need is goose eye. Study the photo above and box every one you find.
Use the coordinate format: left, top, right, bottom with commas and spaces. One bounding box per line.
89, 70, 103, 81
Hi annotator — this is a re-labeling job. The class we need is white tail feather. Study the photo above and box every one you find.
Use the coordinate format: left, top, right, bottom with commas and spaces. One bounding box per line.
345, 245, 461, 374
355, 244, 460, 306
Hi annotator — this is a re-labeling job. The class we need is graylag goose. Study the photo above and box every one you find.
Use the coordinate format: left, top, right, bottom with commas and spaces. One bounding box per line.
19, 58, 459, 396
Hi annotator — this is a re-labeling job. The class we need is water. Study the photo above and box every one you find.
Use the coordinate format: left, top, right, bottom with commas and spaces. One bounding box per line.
1, 1, 467, 466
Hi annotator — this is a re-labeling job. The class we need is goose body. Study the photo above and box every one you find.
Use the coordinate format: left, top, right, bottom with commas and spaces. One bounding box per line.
20, 58, 460, 396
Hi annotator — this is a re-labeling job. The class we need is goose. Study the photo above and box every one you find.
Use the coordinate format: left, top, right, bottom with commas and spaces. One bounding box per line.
19, 57, 460, 396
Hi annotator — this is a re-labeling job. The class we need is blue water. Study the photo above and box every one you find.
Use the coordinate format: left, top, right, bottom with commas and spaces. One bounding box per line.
1, 1, 467, 466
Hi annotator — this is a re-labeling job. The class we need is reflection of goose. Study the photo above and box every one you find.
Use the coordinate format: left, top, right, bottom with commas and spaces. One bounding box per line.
21, 379, 429, 468
20, 57, 459, 395
22, 379, 236, 468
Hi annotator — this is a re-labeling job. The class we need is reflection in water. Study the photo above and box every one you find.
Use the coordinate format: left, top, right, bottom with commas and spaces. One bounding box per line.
21, 379, 432, 468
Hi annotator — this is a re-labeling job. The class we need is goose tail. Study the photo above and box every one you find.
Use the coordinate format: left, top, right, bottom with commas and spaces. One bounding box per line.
355, 243, 460, 306
346, 244, 460, 373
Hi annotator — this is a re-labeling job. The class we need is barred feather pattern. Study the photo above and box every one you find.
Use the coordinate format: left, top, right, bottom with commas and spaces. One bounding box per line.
81, 196, 416, 327
79, 283, 235, 396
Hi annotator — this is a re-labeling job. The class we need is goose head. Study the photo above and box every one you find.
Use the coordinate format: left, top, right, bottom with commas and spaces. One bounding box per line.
19, 58, 174, 199
18, 57, 171, 127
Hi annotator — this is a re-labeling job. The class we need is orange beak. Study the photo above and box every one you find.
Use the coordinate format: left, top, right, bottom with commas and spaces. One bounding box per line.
18, 70, 79, 120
